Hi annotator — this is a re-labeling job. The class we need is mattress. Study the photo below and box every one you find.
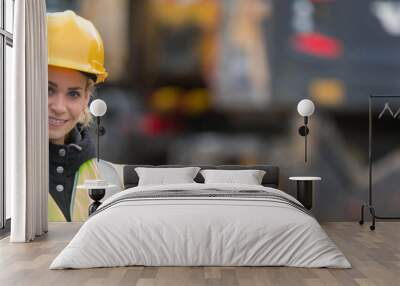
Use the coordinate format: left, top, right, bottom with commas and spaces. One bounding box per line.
50, 183, 351, 269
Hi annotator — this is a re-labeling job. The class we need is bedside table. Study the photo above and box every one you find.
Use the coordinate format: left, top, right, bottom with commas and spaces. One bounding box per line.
77, 180, 117, 216
289, 177, 322, 210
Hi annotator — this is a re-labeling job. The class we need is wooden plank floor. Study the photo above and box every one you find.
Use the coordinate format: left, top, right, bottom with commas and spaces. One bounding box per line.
0, 222, 399, 286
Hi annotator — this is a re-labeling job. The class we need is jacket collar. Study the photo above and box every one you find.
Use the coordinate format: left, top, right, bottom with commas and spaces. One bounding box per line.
49, 126, 96, 176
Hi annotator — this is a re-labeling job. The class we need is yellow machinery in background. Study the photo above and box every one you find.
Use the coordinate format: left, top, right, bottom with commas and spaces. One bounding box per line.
147, 0, 219, 82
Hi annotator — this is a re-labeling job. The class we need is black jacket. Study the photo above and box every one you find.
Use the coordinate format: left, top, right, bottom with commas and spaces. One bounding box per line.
49, 127, 96, 221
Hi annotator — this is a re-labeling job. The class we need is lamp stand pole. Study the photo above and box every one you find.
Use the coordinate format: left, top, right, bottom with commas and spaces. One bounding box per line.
97, 116, 100, 162
304, 116, 308, 163
299, 117, 309, 163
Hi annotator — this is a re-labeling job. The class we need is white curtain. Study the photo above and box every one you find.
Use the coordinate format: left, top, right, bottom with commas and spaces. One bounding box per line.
7, 0, 48, 242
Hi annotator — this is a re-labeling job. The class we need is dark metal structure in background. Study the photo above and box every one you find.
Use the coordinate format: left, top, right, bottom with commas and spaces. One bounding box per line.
359, 95, 400, 230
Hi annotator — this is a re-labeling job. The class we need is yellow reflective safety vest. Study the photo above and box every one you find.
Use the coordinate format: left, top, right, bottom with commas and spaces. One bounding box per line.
48, 158, 124, 222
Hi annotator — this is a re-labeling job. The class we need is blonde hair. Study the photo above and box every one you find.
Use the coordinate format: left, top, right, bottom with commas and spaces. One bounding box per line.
78, 77, 96, 127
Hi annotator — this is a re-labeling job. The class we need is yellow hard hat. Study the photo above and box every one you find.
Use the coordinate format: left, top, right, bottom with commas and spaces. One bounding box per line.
47, 10, 108, 84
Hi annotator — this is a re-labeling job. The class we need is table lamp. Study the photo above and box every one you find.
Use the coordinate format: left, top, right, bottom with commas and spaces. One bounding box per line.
89, 99, 107, 162
297, 99, 315, 162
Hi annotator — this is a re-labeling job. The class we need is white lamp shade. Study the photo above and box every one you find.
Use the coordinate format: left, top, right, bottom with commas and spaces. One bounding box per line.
297, 99, 315, 117
90, 99, 107, 117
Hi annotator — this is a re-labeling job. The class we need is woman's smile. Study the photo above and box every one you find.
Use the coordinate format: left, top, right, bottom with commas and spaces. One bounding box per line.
49, 116, 68, 128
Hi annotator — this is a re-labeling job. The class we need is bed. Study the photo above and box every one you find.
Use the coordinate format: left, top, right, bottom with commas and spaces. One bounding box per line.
50, 165, 351, 269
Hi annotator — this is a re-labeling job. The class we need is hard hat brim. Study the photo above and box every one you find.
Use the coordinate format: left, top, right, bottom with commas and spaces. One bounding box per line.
48, 59, 108, 84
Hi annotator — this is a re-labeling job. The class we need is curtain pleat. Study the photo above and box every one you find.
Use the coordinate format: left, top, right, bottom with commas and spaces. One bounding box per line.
40, 0, 49, 235
9, 0, 27, 242
9, 0, 48, 242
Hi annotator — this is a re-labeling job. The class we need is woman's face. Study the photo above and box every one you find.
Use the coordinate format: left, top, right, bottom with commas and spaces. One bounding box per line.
48, 66, 90, 145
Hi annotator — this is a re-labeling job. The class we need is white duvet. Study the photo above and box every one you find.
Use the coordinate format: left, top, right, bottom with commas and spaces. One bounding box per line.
50, 183, 351, 269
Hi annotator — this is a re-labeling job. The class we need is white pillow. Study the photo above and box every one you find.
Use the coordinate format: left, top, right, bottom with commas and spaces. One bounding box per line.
135, 167, 201, 186
200, 169, 266, 185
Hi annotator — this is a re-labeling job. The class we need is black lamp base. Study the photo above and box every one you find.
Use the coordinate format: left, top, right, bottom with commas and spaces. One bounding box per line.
298, 126, 309, 136
88, 188, 106, 216
97, 126, 106, 136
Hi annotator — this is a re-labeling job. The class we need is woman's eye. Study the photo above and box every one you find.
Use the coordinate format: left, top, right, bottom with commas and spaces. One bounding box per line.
68, 91, 81, 98
48, 87, 54, 95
